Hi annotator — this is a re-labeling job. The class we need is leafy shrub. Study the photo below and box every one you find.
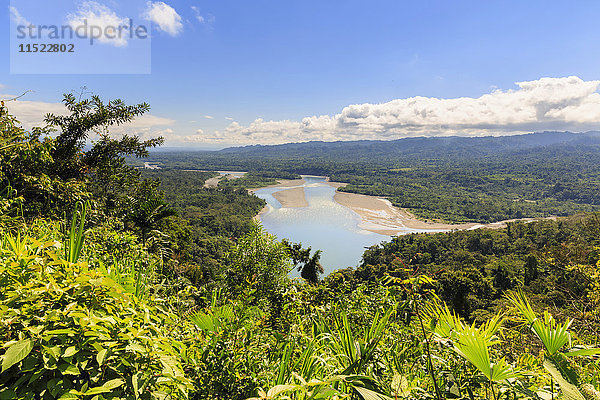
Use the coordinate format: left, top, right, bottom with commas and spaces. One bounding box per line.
0, 231, 192, 399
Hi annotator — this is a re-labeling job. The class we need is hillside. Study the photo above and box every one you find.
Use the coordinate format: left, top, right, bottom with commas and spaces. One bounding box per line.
218, 131, 600, 159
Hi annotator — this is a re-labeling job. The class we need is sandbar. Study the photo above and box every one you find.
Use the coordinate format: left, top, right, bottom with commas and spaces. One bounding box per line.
272, 187, 308, 208
251, 176, 552, 235
333, 191, 477, 234
248, 178, 306, 193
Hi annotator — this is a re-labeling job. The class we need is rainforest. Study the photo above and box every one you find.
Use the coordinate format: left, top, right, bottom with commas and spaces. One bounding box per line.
1, 95, 600, 400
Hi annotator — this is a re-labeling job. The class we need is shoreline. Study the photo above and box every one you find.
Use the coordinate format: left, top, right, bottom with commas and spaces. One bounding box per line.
333, 191, 476, 234
251, 176, 554, 235
248, 178, 306, 193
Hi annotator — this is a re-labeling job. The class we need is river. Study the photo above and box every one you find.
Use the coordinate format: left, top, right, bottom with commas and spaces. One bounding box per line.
254, 176, 437, 275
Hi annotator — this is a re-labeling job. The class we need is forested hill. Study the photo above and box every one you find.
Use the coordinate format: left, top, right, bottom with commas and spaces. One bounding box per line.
218, 131, 600, 159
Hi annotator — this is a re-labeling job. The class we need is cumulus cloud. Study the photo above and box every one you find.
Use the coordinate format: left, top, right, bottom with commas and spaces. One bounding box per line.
206, 76, 600, 145
179, 129, 206, 142
9, 6, 32, 26
1, 96, 66, 127
204, 115, 213, 119
66, 1, 129, 47
0, 93, 174, 140
143, 1, 183, 36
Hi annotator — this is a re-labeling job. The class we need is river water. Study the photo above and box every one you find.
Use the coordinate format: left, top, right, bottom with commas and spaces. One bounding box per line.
254, 176, 392, 275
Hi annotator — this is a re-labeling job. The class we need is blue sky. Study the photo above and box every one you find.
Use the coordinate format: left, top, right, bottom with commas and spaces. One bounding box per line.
2, 0, 600, 148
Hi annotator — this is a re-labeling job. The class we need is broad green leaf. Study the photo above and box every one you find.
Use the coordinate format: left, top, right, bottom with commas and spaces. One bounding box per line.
353, 386, 392, 400
43, 345, 61, 360
189, 312, 215, 332
59, 363, 80, 375
96, 349, 108, 366
543, 359, 585, 400
103, 378, 125, 390
266, 384, 297, 397
84, 386, 110, 395
57, 391, 80, 399
44, 329, 76, 335
391, 373, 410, 397
63, 346, 78, 358
126, 343, 146, 354
564, 347, 600, 357
2, 338, 33, 372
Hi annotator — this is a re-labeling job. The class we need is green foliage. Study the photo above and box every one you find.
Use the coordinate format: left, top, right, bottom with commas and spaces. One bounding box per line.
282, 240, 324, 285
4, 92, 600, 400
1, 94, 164, 223
508, 291, 600, 400
64, 201, 87, 263
352, 213, 600, 327
225, 222, 291, 298
0, 226, 192, 399
126, 193, 176, 245
426, 302, 518, 386
1, 103, 89, 219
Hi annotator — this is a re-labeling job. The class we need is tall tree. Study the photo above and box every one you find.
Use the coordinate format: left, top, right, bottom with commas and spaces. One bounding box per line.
282, 239, 324, 285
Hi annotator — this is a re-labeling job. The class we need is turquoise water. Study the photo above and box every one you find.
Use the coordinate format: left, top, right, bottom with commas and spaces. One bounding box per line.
254, 176, 392, 275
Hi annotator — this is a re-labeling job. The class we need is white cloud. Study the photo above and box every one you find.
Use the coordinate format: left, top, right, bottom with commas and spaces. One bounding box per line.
143, 1, 183, 36
0, 93, 175, 141
0, 95, 66, 128
225, 117, 233, 120
204, 115, 213, 119
181, 130, 205, 142
191, 6, 203, 23
206, 76, 600, 145
9, 6, 32, 26
191, 6, 214, 26
66, 1, 129, 47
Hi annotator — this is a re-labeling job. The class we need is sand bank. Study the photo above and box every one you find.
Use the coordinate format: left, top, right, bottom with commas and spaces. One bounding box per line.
204, 177, 221, 188
333, 190, 555, 235
252, 176, 551, 235
253, 205, 269, 222
248, 178, 306, 193
333, 191, 477, 234
272, 187, 308, 208
203, 171, 247, 188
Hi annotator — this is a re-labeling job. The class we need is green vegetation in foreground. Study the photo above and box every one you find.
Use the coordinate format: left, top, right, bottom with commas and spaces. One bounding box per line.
2, 97, 600, 399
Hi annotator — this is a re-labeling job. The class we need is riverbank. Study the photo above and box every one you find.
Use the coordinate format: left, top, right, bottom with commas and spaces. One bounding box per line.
333, 191, 476, 234
252, 176, 554, 235
248, 178, 306, 193
204, 171, 247, 188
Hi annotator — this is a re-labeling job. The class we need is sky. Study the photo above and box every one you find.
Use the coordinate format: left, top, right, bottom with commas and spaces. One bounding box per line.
2, 0, 600, 149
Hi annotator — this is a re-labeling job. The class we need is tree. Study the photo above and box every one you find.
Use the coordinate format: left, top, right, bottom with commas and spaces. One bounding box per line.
45, 94, 155, 180
1, 101, 84, 219
125, 190, 177, 245
282, 239, 324, 285
1, 93, 164, 220
226, 223, 291, 295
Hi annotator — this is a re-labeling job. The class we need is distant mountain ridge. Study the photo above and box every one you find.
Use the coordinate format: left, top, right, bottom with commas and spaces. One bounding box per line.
218, 131, 600, 159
